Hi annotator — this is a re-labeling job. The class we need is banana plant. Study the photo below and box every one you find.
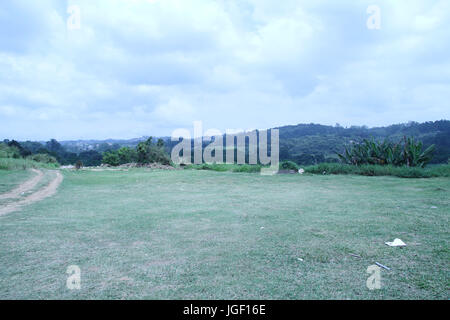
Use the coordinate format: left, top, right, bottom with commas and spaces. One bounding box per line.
337, 137, 435, 167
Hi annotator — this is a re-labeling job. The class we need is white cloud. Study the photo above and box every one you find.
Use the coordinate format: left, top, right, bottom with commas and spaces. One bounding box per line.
0, 0, 449, 140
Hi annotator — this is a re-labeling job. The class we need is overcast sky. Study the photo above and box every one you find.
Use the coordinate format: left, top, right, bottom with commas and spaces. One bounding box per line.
1, 0, 449, 140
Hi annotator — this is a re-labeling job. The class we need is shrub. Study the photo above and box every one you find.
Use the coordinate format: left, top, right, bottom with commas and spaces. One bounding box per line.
232, 164, 262, 173
117, 147, 137, 164
279, 160, 299, 171
102, 138, 172, 166
0, 143, 21, 159
136, 138, 171, 165
102, 151, 120, 166
26, 153, 59, 164
185, 163, 263, 173
75, 160, 83, 170
304, 163, 450, 178
338, 137, 435, 167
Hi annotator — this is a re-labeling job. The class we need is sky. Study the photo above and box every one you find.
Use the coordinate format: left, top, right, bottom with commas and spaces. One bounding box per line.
0, 0, 449, 141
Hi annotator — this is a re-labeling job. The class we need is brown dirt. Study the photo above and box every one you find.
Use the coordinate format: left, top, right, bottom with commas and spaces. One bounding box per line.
0, 171, 63, 216
0, 169, 44, 200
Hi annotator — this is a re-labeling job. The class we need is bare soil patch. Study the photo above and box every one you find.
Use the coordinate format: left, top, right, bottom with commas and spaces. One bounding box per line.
0, 171, 63, 216
0, 169, 44, 200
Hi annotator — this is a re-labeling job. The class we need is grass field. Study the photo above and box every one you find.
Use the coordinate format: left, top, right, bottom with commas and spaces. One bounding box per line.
0, 168, 448, 299
0, 170, 33, 194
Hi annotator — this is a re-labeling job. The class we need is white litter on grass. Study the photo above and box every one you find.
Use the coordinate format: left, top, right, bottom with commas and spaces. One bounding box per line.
431, 206, 438, 209
297, 258, 304, 262
385, 238, 406, 247
260, 227, 264, 230
298, 168, 305, 174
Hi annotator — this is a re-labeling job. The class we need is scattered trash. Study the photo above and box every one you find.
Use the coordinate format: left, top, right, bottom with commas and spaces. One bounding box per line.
322, 171, 327, 175
430, 206, 438, 209
375, 262, 390, 270
297, 258, 304, 262
349, 253, 362, 258
385, 238, 406, 247
298, 168, 305, 174
260, 227, 264, 230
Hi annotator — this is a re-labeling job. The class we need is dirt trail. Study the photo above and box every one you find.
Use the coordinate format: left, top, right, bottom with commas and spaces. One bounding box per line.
0, 169, 44, 200
0, 171, 63, 216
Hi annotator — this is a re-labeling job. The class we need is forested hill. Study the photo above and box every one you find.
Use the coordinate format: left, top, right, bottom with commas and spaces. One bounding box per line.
3, 120, 449, 166
277, 120, 450, 164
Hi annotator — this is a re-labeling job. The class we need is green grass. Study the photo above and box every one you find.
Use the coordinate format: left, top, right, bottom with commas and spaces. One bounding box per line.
184, 163, 263, 173
305, 163, 450, 178
0, 170, 34, 194
0, 158, 59, 170
184, 162, 450, 178
0, 169, 448, 299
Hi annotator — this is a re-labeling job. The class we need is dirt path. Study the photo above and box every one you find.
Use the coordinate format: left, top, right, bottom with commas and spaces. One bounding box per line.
0, 169, 44, 200
0, 171, 63, 216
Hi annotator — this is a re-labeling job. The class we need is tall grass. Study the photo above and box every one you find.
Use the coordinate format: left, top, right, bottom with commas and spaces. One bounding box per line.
0, 158, 60, 170
304, 163, 450, 178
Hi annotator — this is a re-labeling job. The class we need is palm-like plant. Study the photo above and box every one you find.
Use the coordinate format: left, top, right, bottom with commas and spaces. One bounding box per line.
402, 137, 435, 168
338, 137, 435, 167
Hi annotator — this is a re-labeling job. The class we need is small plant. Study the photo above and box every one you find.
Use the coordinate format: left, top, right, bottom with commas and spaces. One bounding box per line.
279, 160, 299, 171
75, 160, 83, 170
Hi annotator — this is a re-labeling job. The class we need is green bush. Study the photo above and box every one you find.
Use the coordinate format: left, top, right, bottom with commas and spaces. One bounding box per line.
338, 137, 435, 167
305, 163, 450, 178
117, 147, 137, 164
102, 138, 172, 166
185, 163, 263, 173
136, 138, 171, 165
232, 164, 262, 173
26, 153, 59, 164
0, 143, 21, 159
279, 160, 299, 171
102, 151, 120, 166
188, 163, 230, 172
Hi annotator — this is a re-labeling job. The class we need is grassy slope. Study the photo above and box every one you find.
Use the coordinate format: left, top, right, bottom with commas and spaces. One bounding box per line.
0, 158, 59, 170
0, 169, 448, 299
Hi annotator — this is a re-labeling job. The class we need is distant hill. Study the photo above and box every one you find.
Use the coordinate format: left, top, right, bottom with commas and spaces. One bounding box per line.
16, 119, 447, 166
277, 120, 450, 164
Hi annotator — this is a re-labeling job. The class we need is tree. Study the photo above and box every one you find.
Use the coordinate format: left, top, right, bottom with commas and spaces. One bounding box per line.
117, 147, 137, 164
8, 140, 31, 157
46, 139, 64, 154
102, 151, 120, 166
79, 150, 103, 167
